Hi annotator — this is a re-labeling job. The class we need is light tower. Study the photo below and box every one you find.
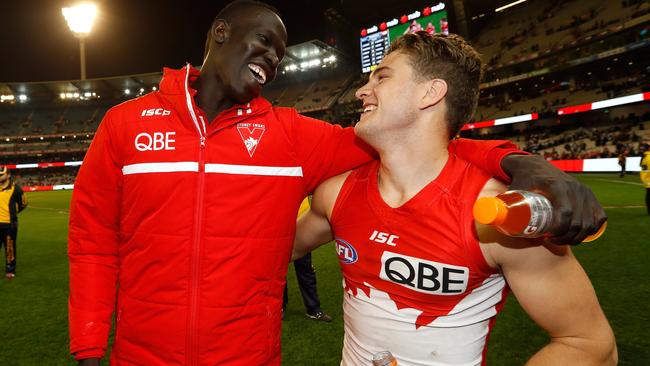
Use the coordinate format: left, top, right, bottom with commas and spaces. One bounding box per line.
62, 3, 98, 80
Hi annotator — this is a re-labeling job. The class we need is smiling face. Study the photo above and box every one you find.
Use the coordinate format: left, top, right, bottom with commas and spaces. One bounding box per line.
354, 51, 425, 144
208, 7, 287, 104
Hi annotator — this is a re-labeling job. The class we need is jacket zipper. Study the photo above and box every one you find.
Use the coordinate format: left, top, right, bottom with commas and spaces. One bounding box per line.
189, 135, 205, 366
184, 65, 207, 366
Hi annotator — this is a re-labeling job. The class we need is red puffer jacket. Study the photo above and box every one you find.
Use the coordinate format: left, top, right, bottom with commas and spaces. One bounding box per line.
68, 65, 519, 365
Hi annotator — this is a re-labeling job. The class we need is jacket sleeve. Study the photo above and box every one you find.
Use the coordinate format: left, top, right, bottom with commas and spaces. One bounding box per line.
68, 109, 123, 360
449, 138, 528, 183
292, 111, 376, 194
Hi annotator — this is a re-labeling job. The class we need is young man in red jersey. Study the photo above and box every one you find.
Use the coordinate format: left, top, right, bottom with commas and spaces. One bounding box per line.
293, 32, 616, 365
70, 1, 607, 364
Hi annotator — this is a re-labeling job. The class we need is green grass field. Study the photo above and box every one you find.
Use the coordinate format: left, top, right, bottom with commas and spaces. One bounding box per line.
0, 173, 648, 365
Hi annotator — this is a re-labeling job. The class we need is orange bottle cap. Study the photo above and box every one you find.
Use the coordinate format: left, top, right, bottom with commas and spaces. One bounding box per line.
582, 221, 607, 243
473, 197, 508, 225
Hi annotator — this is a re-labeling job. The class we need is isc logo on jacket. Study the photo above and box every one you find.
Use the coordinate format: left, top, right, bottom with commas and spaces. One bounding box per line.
141, 108, 171, 117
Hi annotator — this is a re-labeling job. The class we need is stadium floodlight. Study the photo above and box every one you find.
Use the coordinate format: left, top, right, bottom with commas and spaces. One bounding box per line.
62, 3, 98, 80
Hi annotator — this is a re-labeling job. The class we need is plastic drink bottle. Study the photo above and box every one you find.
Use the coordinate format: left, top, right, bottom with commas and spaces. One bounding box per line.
473, 190, 606, 242
372, 351, 397, 366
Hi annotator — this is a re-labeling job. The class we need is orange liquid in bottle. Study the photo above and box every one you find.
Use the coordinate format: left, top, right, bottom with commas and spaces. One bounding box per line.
474, 190, 606, 241
474, 191, 552, 237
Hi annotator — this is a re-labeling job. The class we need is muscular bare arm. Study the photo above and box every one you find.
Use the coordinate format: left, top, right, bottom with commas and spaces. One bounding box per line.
477, 179, 617, 365
292, 172, 350, 261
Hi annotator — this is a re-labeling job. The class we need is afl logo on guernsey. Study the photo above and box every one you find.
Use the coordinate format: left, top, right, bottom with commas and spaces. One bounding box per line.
335, 238, 358, 264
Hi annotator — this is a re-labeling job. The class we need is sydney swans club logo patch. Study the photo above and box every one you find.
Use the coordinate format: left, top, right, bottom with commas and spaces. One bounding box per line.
237, 122, 266, 157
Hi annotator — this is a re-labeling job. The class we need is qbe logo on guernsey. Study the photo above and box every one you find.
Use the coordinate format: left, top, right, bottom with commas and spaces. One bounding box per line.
380, 252, 469, 295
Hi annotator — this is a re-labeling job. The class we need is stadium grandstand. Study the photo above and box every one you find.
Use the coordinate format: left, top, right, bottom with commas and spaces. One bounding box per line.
2, 0, 647, 192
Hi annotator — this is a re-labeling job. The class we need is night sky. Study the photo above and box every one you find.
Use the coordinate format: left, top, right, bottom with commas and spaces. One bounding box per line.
0, 0, 346, 82
0, 0, 446, 83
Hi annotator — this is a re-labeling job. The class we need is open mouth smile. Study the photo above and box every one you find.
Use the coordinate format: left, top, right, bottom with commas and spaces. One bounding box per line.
248, 63, 267, 85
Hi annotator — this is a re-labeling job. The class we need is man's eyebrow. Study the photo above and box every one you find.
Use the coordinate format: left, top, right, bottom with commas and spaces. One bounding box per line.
370, 66, 392, 78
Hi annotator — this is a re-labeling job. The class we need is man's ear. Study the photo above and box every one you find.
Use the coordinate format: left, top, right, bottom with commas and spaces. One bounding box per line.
419, 79, 447, 110
212, 19, 230, 44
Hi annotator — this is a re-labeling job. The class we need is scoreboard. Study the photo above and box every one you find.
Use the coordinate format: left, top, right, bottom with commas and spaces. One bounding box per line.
360, 3, 449, 73
360, 32, 390, 73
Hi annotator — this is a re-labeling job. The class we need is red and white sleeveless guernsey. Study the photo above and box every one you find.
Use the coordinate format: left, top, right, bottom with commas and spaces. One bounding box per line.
330, 155, 509, 366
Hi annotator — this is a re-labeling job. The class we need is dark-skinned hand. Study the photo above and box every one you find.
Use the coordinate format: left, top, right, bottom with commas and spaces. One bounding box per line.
502, 154, 607, 245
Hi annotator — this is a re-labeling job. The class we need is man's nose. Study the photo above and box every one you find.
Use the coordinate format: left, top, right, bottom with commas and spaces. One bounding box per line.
355, 81, 372, 100
265, 51, 280, 70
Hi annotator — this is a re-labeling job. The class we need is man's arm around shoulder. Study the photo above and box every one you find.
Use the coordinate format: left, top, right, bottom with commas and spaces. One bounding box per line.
452, 137, 607, 245
500, 154, 607, 245
477, 179, 617, 366
292, 172, 350, 261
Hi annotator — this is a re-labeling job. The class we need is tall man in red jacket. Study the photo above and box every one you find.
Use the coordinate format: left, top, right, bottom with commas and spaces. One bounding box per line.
69, 1, 606, 365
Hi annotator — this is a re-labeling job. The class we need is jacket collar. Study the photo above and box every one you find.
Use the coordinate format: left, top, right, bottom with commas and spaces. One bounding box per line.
159, 65, 272, 130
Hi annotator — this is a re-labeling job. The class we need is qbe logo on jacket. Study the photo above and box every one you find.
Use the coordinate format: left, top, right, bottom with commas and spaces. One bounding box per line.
135, 132, 176, 151
379, 251, 468, 295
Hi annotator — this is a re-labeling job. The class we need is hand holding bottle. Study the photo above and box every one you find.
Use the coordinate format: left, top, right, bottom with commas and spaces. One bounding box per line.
474, 190, 606, 243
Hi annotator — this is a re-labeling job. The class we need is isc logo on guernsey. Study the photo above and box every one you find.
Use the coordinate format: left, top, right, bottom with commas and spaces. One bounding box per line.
335, 238, 358, 264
